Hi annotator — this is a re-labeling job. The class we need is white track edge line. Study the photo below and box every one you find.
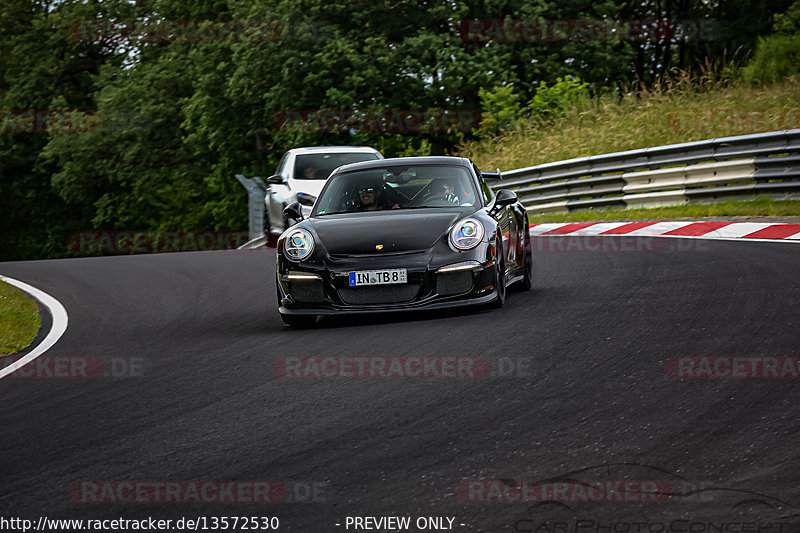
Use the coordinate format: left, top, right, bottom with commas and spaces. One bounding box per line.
0, 275, 69, 379
237, 234, 266, 250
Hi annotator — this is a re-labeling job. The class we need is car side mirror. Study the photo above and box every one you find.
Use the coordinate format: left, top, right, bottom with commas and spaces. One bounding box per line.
283, 202, 304, 222
489, 189, 517, 214
266, 174, 284, 185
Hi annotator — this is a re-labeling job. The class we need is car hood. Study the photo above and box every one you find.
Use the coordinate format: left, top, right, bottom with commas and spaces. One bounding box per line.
309, 210, 463, 255
288, 178, 327, 198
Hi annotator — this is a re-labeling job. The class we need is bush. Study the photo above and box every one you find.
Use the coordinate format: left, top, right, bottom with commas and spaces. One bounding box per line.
474, 77, 590, 138
773, 0, 800, 34
742, 0, 800, 84
742, 33, 800, 84
474, 84, 522, 137
527, 76, 590, 123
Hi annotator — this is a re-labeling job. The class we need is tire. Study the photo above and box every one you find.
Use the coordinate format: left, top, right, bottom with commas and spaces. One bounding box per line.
519, 246, 533, 290
516, 217, 533, 291
489, 241, 506, 309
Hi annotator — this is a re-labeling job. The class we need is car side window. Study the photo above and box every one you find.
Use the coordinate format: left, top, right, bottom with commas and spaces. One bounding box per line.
275, 154, 289, 178
473, 163, 493, 205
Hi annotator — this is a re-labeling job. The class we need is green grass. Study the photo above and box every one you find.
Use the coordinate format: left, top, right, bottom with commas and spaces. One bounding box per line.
0, 280, 41, 356
459, 75, 800, 172
527, 198, 800, 223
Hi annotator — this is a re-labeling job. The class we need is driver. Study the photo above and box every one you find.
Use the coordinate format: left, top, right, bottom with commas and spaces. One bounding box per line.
436, 181, 460, 205
358, 182, 384, 211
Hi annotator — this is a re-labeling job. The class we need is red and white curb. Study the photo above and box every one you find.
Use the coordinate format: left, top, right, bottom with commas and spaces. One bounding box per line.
529, 221, 800, 243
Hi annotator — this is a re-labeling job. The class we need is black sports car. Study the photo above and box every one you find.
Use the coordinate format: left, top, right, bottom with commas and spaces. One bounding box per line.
275, 156, 532, 327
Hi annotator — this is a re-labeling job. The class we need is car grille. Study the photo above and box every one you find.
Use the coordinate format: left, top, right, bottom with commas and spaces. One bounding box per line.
290, 281, 325, 303
436, 271, 473, 296
338, 284, 420, 305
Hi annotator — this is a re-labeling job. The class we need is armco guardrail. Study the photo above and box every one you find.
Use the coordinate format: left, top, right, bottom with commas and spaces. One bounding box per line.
486, 129, 800, 214
237, 130, 800, 248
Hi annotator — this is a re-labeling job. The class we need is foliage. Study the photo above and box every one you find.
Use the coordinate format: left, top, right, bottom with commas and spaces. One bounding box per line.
742, 0, 800, 84
474, 84, 522, 137
460, 76, 800, 171
773, 0, 800, 34
527, 76, 590, 123
741, 34, 800, 84
474, 77, 590, 137
0, 0, 132, 260
1, 0, 799, 260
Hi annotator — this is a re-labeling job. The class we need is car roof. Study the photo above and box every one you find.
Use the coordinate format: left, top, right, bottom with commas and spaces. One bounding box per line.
334, 156, 471, 173
287, 146, 381, 155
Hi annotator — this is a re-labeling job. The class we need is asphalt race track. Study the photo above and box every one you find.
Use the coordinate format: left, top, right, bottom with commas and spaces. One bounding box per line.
1, 236, 799, 532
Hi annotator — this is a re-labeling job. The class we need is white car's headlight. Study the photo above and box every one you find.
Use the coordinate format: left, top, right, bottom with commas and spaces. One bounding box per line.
284, 228, 314, 261
450, 218, 484, 251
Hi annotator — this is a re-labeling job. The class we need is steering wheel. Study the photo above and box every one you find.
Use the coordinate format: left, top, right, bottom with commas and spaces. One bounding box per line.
419, 193, 460, 206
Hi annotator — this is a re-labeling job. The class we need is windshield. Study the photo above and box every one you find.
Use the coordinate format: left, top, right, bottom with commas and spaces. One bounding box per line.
293, 152, 380, 180
312, 165, 478, 215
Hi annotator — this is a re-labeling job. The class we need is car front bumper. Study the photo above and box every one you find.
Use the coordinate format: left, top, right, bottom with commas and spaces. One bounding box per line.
276, 250, 500, 315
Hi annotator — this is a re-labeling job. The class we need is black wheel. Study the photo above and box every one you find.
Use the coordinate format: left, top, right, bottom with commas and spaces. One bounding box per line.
279, 313, 317, 328
515, 217, 533, 291
519, 246, 532, 290
489, 241, 506, 309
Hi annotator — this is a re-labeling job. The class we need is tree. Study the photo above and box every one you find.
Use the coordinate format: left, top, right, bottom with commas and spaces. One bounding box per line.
0, 0, 130, 260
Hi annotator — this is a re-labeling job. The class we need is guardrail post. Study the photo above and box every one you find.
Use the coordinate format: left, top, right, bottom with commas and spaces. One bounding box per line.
235, 174, 267, 241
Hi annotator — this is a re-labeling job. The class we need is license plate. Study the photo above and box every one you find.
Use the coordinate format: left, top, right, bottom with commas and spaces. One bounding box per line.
349, 269, 407, 286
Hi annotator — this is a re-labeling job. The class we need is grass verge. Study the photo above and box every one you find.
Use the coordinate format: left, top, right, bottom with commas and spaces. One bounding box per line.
0, 279, 42, 356
527, 198, 800, 223
460, 77, 800, 172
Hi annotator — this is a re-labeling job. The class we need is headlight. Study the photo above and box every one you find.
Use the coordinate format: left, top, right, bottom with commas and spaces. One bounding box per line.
297, 192, 316, 206
284, 228, 314, 261
450, 218, 484, 251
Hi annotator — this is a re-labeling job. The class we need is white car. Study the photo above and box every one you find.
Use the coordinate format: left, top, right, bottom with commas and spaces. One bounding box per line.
265, 146, 383, 235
